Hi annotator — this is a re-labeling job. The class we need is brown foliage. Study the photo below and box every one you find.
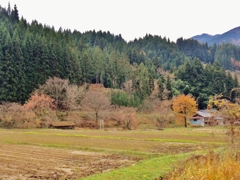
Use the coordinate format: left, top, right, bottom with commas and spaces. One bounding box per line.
172, 94, 198, 127
0, 102, 36, 128
116, 107, 137, 130
155, 100, 175, 128
24, 92, 56, 127
123, 113, 137, 130
231, 58, 240, 70
24, 92, 55, 115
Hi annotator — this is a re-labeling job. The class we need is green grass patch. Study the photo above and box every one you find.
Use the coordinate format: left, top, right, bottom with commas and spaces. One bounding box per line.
25, 132, 197, 143
1, 140, 159, 159
23, 131, 223, 145
80, 153, 192, 180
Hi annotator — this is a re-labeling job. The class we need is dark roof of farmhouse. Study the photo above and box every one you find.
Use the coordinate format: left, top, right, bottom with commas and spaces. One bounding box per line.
51, 121, 75, 127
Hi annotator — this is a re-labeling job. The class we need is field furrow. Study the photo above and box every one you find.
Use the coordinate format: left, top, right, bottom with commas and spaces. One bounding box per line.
0, 143, 137, 179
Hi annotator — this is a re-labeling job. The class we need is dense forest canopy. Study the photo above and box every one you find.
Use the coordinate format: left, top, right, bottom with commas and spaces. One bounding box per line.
0, 3, 239, 108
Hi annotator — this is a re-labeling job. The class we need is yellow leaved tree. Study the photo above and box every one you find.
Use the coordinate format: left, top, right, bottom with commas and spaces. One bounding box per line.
207, 94, 240, 125
172, 94, 198, 127
208, 94, 240, 144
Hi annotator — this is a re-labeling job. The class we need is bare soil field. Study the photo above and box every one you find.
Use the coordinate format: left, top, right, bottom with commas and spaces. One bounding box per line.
0, 144, 138, 180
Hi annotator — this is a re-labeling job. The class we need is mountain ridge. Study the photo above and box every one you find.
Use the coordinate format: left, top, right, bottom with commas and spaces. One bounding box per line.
191, 26, 240, 46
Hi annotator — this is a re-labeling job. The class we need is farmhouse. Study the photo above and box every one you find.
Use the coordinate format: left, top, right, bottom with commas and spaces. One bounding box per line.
50, 121, 75, 129
190, 110, 224, 127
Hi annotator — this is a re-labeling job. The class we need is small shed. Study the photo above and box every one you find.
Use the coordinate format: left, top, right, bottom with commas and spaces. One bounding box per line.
51, 121, 75, 129
190, 110, 225, 126
190, 110, 213, 127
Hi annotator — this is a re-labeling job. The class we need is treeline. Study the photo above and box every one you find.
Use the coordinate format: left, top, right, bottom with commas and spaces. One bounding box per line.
175, 58, 238, 108
176, 38, 240, 70
0, 4, 239, 108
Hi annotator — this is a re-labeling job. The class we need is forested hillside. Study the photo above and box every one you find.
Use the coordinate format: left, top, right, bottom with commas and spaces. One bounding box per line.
0, 4, 240, 108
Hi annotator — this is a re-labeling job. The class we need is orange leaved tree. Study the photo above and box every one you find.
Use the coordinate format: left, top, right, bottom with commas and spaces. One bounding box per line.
24, 92, 55, 127
24, 92, 55, 113
172, 94, 198, 127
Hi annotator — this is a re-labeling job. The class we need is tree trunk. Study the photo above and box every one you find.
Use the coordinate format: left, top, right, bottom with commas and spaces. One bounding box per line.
126, 120, 131, 130
229, 124, 234, 145
184, 117, 187, 127
184, 107, 187, 128
96, 111, 99, 129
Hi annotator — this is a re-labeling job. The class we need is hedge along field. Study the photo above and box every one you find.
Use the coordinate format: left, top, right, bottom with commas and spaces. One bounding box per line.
0, 127, 229, 179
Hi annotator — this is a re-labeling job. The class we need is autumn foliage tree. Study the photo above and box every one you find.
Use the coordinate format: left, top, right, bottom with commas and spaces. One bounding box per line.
24, 92, 55, 127
208, 94, 240, 124
172, 94, 198, 127
208, 94, 240, 144
24, 92, 55, 113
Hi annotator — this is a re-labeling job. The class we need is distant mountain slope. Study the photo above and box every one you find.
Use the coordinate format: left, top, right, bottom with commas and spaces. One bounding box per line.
191, 33, 220, 44
191, 26, 240, 46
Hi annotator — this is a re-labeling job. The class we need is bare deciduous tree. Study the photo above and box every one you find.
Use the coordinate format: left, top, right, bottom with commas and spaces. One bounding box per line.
65, 84, 86, 114
82, 91, 111, 129
116, 107, 137, 130
0, 102, 36, 128
38, 77, 88, 121
122, 109, 137, 130
155, 100, 175, 129
40, 77, 69, 111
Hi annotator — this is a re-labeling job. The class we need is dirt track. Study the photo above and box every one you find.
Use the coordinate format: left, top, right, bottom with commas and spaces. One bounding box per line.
0, 144, 137, 180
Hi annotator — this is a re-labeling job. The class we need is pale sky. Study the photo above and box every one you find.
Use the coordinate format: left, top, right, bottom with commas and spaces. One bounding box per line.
1, 0, 240, 42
